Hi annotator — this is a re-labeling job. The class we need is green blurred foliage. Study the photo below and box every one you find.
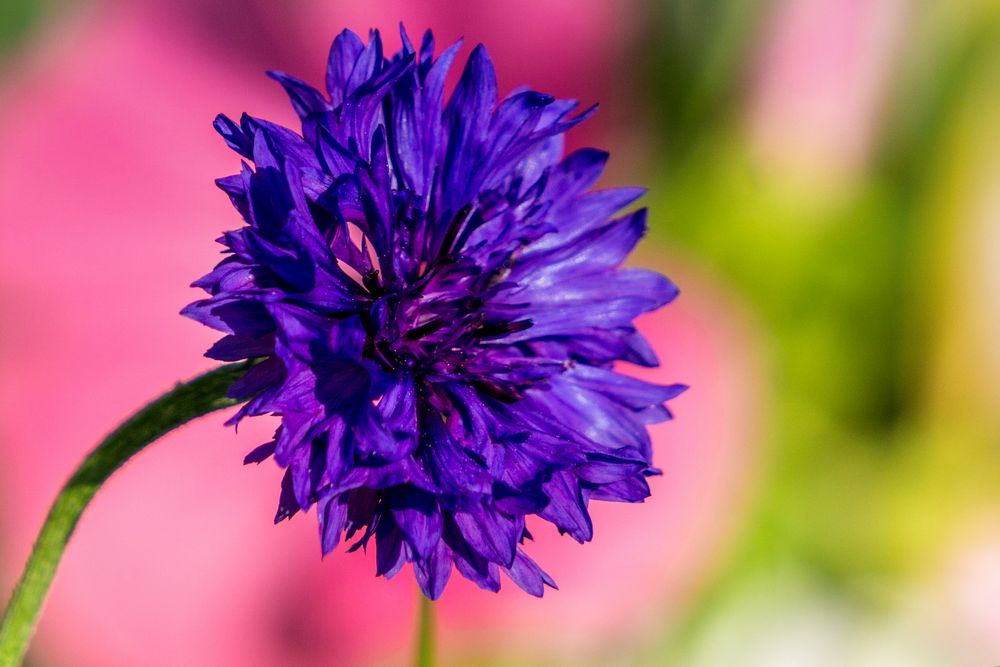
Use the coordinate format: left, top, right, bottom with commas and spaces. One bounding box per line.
641, 0, 766, 158
635, 0, 1000, 659
0, 0, 57, 57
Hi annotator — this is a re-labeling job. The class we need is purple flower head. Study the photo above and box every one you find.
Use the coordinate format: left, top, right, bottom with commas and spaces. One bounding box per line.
183, 26, 685, 599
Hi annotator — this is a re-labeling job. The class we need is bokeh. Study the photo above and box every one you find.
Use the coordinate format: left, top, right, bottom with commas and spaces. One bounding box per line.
1, 1, 998, 665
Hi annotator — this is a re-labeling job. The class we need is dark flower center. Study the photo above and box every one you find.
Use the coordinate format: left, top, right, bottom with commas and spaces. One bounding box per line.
331, 196, 534, 388
365, 263, 530, 382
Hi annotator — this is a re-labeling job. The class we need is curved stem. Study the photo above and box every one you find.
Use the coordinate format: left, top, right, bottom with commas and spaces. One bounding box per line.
0, 362, 252, 667
415, 593, 435, 667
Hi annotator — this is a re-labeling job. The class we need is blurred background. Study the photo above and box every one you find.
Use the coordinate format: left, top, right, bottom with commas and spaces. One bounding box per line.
1, 0, 999, 665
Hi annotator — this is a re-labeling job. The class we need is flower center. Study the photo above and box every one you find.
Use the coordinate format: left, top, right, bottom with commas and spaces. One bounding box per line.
334, 203, 534, 394
356, 264, 531, 400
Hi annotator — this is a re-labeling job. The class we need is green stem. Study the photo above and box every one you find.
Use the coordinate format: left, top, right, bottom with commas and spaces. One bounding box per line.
0, 362, 252, 667
415, 592, 435, 667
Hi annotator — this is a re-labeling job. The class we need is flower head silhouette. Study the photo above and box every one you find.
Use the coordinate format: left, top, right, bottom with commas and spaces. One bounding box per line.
183, 26, 685, 599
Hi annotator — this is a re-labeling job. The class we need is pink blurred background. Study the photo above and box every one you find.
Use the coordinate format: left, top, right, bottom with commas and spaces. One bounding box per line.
0, 2, 760, 665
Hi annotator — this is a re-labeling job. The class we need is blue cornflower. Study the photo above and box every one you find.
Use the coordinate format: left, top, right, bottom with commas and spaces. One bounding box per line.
183, 26, 685, 599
